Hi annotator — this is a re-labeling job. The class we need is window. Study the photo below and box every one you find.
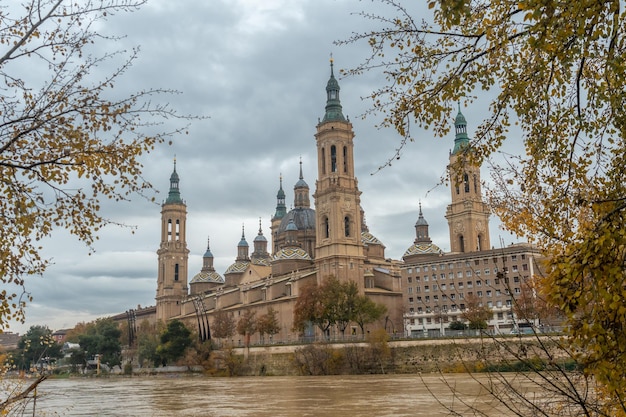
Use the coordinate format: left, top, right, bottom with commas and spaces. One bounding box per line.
433, 295, 439, 301
511, 255, 517, 261
418, 307, 423, 313
323, 216, 329, 238
458, 282, 464, 288
424, 285, 430, 292
408, 287, 413, 294
450, 294, 456, 300
343, 146, 348, 172
487, 301, 493, 308
416, 276, 421, 282
497, 312, 504, 320
496, 289, 501, 296
409, 307, 414, 313
415, 286, 421, 293
466, 270, 472, 277
512, 265, 518, 272
344, 216, 350, 237
424, 276, 429, 282
477, 291, 483, 297
432, 265, 438, 271
415, 266, 421, 272
331, 145, 337, 172
449, 283, 455, 289
467, 281, 473, 288
441, 284, 447, 290
475, 270, 481, 276
457, 271, 463, 278
522, 264, 529, 271
476, 280, 482, 287
409, 297, 414, 303
506, 299, 512, 307
425, 296, 430, 302
407, 277, 413, 283
514, 288, 521, 294
440, 273, 446, 280
448, 272, 454, 279
433, 284, 439, 291
424, 266, 429, 272
174, 263, 179, 281
486, 290, 492, 297
484, 268, 490, 275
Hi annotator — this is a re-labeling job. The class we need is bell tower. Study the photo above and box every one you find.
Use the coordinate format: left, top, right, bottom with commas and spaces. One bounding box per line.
156, 159, 190, 322
313, 58, 365, 288
445, 106, 491, 253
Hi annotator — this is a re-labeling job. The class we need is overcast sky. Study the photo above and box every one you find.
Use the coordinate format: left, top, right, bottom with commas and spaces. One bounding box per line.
8, 0, 521, 334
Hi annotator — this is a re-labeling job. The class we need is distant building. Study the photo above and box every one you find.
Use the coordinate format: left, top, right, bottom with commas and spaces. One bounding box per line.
401, 106, 542, 336
0, 332, 20, 350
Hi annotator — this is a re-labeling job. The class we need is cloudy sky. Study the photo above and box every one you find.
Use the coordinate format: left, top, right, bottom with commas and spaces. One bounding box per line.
8, 0, 520, 334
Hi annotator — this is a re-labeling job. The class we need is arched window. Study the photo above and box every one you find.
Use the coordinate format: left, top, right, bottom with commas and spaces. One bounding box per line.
175, 219, 180, 241
459, 236, 465, 253
324, 216, 329, 238
343, 146, 348, 173
321, 148, 326, 175
331, 145, 337, 172
464, 173, 470, 193
167, 219, 172, 241
477, 235, 482, 251
344, 216, 350, 237
174, 263, 179, 281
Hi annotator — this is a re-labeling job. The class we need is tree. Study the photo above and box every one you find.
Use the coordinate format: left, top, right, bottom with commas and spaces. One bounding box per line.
211, 310, 236, 344
257, 307, 280, 344
461, 294, 492, 330
448, 321, 467, 331
77, 318, 122, 368
15, 325, 62, 370
293, 277, 344, 337
352, 295, 387, 335
236, 309, 257, 348
156, 320, 192, 366
345, 0, 626, 410
0, 0, 194, 330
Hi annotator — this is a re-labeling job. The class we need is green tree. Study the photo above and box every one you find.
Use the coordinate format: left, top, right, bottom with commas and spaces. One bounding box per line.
0, 0, 194, 331
136, 321, 162, 368
15, 325, 62, 370
448, 321, 467, 331
345, 0, 626, 412
257, 307, 281, 344
156, 320, 192, 366
352, 295, 387, 336
77, 318, 122, 368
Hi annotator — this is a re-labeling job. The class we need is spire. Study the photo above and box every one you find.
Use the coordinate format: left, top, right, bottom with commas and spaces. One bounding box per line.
165, 157, 183, 204
294, 158, 311, 208
452, 102, 470, 154
414, 201, 432, 244
202, 236, 215, 272
273, 174, 287, 220
237, 224, 249, 261
322, 56, 346, 123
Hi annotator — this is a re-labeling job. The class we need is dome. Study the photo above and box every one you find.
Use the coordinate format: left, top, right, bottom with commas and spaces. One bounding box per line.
225, 260, 250, 274
272, 247, 312, 261
277, 207, 316, 233
361, 231, 383, 246
254, 234, 267, 243
251, 257, 271, 267
190, 270, 224, 284
403, 243, 443, 258
295, 178, 308, 189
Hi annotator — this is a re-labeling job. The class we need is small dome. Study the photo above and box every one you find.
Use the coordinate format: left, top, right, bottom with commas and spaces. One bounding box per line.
254, 234, 267, 243
277, 207, 316, 233
455, 110, 467, 126
190, 271, 224, 284
403, 243, 443, 258
238, 238, 249, 247
225, 260, 250, 274
361, 231, 383, 246
295, 178, 308, 189
272, 247, 312, 261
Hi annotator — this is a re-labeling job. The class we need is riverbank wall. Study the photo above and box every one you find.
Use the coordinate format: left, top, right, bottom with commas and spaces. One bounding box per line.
209, 336, 563, 376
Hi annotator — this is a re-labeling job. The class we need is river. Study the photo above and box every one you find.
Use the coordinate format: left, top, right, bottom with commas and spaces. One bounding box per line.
21, 374, 519, 416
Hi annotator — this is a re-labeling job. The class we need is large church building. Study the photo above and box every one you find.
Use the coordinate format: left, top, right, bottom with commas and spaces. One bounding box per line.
150, 60, 542, 343
155, 60, 404, 342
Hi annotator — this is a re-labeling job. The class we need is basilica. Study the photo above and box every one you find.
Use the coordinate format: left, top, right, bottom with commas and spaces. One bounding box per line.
145, 59, 541, 342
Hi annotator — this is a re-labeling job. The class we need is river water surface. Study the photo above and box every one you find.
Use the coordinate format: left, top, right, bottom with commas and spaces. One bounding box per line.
27, 374, 515, 416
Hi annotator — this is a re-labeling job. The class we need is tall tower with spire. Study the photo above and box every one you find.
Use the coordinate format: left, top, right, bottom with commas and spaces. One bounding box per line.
445, 106, 491, 253
313, 58, 365, 288
271, 175, 287, 254
156, 159, 190, 322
